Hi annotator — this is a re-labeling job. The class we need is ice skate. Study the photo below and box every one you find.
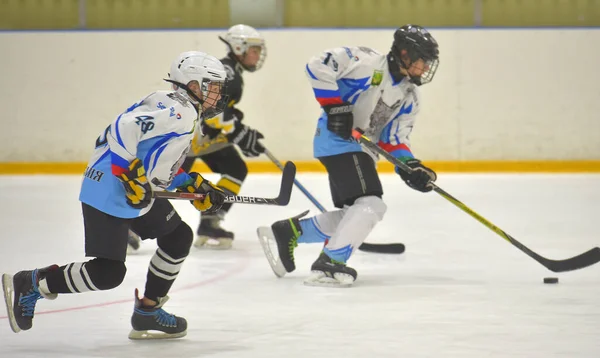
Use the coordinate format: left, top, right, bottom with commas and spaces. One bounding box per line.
127, 230, 142, 254
257, 211, 308, 278
194, 214, 234, 250
129, 288, 187, 340
2, 265, 58, 333
304, 252, 357, 288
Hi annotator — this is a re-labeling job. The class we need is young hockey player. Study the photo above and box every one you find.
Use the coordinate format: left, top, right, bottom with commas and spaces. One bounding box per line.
2, 51, 228, 339
258, 25, 440, 287
179, 24, 267, 250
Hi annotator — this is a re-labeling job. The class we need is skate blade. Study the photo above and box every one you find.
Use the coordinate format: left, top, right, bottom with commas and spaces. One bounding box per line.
2, 274, 21, 333
303, 271, 354, 288
194, 236, 232, 250
128, 329, 187, 340
127, 244, 139, 255
256, 227, 287, 278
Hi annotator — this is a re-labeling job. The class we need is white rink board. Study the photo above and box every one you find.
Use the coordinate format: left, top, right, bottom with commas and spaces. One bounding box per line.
1, 29, 600, 162
0, 173, 599, 357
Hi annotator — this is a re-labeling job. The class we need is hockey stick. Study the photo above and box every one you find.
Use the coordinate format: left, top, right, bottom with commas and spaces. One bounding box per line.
264, 149, 405, 254
154, 161, 296, 206
352, 128, 600, 272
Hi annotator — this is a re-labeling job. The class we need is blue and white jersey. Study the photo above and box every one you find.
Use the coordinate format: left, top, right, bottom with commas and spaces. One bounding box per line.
306, 46, 420, 160
79, 90, 198, 218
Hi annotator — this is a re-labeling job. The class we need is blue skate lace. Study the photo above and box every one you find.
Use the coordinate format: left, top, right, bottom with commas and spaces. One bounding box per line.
155, 308, 177, 327
19, 270, 42, 317
135, 306, 177, 327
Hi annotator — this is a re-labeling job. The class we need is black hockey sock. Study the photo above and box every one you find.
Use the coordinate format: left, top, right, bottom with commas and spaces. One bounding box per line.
144, 222, 193, 301
216, 174, 244, 214
43, 258, 126, 294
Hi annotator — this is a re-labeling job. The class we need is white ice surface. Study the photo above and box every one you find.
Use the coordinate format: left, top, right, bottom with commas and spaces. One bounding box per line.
0, 173, 599, 358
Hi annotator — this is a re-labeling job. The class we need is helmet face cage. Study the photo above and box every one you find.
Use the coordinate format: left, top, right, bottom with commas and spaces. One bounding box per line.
392, 25, 440, 86
415, 57, 439, 85
200, 78, 229, 119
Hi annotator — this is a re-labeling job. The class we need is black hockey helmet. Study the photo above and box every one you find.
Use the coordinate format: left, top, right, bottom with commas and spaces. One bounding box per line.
387, 24, 439, 86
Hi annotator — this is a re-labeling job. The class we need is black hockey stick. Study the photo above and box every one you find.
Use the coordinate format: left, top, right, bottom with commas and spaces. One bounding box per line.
352, 128, 600, 272
154, 161, 296, 206
264, 149, 405, 254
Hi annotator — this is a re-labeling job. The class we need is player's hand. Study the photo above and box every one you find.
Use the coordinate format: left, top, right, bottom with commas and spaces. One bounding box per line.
116, 158, 153, 209
226, 123, 265, 157
324, 102, 353, 140
396, 159, 437, 193
178, 172, 226, 214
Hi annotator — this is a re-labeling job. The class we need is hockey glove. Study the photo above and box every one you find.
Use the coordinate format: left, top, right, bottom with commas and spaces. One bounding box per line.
178, 172, 226, 214
397, 159, 437, 193
226, 123, 265, 157
324, 102, 354, 140
116, 158, 153, 209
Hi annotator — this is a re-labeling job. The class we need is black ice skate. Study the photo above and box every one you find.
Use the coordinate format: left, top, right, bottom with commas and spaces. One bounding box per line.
304, 252, 357, 288
127, 230, 142, 254
194, 214, 234, 249
129, 288, 187, 340
2, 265, 58, 333
256, 210, 308, 278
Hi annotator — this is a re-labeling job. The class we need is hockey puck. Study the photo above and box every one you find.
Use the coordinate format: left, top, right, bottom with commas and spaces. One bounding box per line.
543, 277, 559, 284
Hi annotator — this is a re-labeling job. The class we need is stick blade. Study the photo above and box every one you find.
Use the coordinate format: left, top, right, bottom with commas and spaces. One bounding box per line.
274, 161, 296, 206
544, 247, 600, 273
358, 243, 406, 254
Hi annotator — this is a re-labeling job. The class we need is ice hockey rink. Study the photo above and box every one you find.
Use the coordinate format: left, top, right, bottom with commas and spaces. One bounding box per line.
0, 172, 599, 358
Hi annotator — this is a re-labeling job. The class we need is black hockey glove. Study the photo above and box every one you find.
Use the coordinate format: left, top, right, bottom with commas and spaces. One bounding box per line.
397, 159, 437, 193
324, 102, 354, 140
227, 123, 265, 157
116, 158, 153, 209
178, 172, 226, 214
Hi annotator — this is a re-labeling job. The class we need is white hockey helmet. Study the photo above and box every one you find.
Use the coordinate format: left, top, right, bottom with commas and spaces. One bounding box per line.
219, 24, 266, 72
167, 51, 228, 115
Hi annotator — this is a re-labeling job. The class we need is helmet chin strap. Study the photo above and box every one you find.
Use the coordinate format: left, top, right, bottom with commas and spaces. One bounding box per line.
164, 79, 204, 106
163, 78, 227, 120
387, 52, 424, 86
387, 52, 406, 84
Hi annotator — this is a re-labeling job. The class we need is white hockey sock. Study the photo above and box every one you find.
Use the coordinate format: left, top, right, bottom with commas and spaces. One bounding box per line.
324, 196, 387, 263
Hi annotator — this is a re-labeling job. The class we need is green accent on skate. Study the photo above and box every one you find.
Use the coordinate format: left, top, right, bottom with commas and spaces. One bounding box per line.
322, 251, 346, 266
287, 218, 301, 261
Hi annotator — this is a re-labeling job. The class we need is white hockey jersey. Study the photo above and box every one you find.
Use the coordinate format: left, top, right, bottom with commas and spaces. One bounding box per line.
79, 91, 199, 218
306, 46, 419, 160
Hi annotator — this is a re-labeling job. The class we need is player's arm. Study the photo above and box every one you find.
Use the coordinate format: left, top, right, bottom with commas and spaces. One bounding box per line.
148, 134, 226, 214
106, 109, 153, 208
145, 112, 226, 213
306, 47, 356, 139
379, 94, 436, 193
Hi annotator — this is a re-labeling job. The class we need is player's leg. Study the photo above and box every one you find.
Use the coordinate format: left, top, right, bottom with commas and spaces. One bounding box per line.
257, 152, 382, 281
195, 146, 247, 249
256, 160, 349, 277
2, 203, 128, 333
129, 199, 192, 339
257, 207, 347, 277
305, 152, 385, 287
125, 153, 197, 255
